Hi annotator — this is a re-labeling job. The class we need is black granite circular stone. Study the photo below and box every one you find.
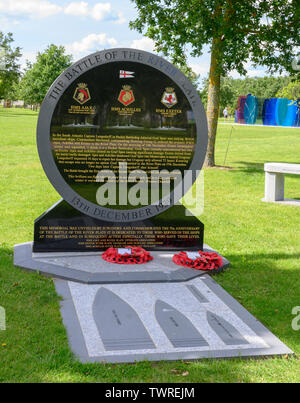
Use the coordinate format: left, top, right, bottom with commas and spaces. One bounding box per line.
37, 48, 208, 222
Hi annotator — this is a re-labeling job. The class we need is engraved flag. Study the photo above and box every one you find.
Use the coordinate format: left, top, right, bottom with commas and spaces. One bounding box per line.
120, 70, 135, 78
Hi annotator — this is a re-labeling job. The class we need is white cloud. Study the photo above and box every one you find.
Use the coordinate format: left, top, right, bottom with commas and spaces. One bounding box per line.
189, 61, 210, 77
65, 33, 117, 58
64, 1, 89, 17
244, 69, 268, 78
20, 50, 38, 71
130, 38, 156, 52
115, 12, 126, 24
0, 16, 20, 30
64, 2, 122, 22
0, 1, 124, 22
92, 2, 111, 21
190, 59, 269, 79
0, 0, 62, 19
230, 61, 268, 78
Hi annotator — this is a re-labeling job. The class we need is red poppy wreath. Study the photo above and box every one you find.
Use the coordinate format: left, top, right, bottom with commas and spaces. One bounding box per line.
172, 251, 223, 272
102, 246, 153, 264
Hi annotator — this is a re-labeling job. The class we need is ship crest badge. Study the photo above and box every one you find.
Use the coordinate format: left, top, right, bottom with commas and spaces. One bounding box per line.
73, 83, 91, 105
161, 87, 177, 108
118, 85, 135, 106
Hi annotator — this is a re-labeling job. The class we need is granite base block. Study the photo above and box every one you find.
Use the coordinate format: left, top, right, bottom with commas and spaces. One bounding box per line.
14, 242, 230, 284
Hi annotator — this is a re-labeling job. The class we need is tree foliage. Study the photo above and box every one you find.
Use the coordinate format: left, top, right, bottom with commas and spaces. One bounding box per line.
0, 32, 22, 100
131, 0, 299, 75
177, 62, 200, 90
18, 44, 72, 104
276, 79, 300, 100
130, 0, 300, 166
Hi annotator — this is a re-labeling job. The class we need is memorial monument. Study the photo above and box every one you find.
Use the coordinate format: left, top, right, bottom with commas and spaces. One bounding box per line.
14, 49, 292, 363
33, 48, 207, 253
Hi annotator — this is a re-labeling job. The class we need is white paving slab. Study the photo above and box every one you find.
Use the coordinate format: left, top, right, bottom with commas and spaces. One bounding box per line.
55, 275, 293, 363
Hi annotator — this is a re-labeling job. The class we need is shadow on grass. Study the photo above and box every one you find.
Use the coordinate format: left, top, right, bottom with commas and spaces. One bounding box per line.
213, 165, 235, 170
235, 161, 300, 175
234, 161, 265, 173
226, 251, 300, 261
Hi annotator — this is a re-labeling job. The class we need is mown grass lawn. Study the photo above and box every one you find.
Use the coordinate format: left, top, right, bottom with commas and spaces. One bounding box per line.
0, 107, 299, 383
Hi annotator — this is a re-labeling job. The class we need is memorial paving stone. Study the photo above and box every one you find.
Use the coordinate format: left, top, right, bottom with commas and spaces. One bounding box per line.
54, 275, 293, 363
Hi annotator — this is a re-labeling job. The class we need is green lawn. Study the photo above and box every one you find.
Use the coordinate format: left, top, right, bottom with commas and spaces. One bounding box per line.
0, 106, 299, 383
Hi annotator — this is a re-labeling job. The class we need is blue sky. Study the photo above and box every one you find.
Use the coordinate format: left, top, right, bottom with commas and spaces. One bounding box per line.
0, 0, 270, 80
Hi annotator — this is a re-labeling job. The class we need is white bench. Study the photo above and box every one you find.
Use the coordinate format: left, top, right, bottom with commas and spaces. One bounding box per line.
263, 163, 300, 206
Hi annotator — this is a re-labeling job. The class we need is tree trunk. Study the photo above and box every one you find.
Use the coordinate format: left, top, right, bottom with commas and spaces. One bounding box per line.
204, 39, 222, 167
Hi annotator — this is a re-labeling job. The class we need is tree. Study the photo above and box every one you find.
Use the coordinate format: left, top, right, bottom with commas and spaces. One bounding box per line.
18, 44, 72, 105
201, 75, 292, 114
130, 0, 300, 166
276, 79, 300, 100
177, 61, 200, 90
0, 32, 21, 100
230, 76, 291, 100
201, 77, 237, 116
